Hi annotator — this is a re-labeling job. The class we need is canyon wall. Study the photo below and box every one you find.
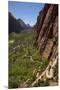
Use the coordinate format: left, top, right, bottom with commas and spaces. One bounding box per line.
33, 4, 58, 85
34, 4, 58, 61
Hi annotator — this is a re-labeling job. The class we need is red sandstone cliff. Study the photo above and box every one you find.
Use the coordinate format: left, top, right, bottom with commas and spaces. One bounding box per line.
34, 4, 58, 61
33, 4, 58, 86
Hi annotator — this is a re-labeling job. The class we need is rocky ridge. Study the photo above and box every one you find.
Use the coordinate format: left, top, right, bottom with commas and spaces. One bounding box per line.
9, 12, 31, 33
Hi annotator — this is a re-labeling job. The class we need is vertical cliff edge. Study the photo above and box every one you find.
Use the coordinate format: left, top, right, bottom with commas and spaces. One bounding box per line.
32, 4, 58, 86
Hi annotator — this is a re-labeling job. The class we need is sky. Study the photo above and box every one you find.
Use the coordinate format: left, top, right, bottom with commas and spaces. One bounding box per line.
8, 1, 44, 26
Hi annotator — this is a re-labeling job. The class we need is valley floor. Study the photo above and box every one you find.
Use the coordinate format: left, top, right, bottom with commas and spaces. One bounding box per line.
9, 31, 49, 88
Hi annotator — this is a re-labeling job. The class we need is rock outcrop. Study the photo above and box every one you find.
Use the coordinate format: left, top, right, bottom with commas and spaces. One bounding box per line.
33, 4, 58, 86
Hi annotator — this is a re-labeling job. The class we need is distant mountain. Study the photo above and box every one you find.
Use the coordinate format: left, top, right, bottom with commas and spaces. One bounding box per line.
18, 19, 28, 30
9, 12, 32, 33
18, 19, 32, 30
26, 24, 31, 29
9, 12, 23, 33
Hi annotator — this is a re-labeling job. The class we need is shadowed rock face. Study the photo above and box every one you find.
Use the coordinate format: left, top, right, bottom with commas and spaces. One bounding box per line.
9, 12, 23, 33
34, 4, 58, 61
9, 12, 31, 33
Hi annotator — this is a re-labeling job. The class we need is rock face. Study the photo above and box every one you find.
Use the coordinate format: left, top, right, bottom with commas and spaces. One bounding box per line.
34, 4, 58, 61
33, 4, 58, 85
9, 12, 31, 33
9, 12, 23, 33
18, 18, 27, 29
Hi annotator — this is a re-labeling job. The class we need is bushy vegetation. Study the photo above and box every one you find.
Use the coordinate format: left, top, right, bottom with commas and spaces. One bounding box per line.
33, 80, 49, 87
9, 31, 49, 88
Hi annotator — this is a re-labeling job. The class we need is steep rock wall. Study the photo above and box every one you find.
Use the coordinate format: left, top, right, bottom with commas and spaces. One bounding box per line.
33, 4, 58, 86
34, 4, 58, 61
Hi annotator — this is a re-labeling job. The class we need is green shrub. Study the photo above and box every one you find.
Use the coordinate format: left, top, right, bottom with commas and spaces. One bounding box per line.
9, 31, 49, 88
